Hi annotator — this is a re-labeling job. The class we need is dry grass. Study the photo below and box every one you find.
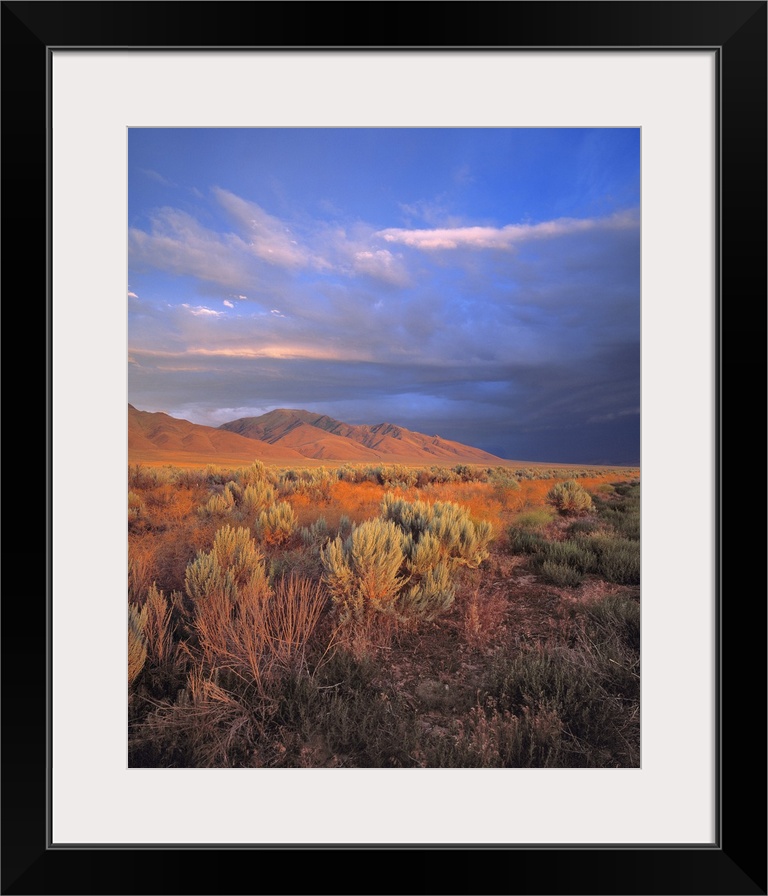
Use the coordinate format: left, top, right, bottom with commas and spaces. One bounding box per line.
193, 570, 326, 697
462, 585, 509, 649
328, 480, 388, 522
128, 462, 640, 767
143, 584, 175, 665
139, 667, 267, 768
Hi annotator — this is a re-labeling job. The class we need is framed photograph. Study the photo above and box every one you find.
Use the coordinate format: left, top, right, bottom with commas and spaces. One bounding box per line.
4, 2, 765, 893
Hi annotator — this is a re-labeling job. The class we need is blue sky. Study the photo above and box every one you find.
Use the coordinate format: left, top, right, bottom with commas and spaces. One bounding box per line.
128, 128, 640, 464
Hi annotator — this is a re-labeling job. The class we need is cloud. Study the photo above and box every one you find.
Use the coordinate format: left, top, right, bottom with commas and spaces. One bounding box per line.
213, 188, 318, 269
588, 407, 640, 424
398, 196, 462, 228
128, 192, 639, 461
132, 342, 369, 362
181, 303, 223, 317
128, 291, 138, 298
129, 208, 256, 290
308, 221, 411, 287
453, 164, 474, 186
130, 190, 416, 297
130, 191, 356, 299
377, 209, 638, 251
141, 168, 175, 187
351, 249, 409, 287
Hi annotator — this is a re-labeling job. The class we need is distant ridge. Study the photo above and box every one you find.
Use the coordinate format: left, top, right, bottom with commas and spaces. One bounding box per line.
128, 405, 504, 465
128, 404, 306, 465
219, 408, 503, 463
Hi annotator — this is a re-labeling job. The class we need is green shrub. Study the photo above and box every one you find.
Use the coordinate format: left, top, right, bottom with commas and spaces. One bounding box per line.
376, 464, 418, 489
427, 466, 460, 484
487, 467, 520, 490
582, 534, 640, 585
237, 460, 267, 486
224, 480, 242, 503
546, 480, 594, 515
610, 510, 640, 541
507, 527, 546, 555
539, 539, 594, 573
321, 497, 493, 629
520, 531, 639, 587
210, 524, 269, 591
452, 464, 484, 483
539, 560, 584, 587
255, 501, 298, 546
596, 481, 640, 541
172, 467, 209, 489
185, 524, 269, 604
484, 646, 637, 767
128, 464, 172, 490
300, 516, 330, 548
578, 595, 640, 698
128, 491, 144, 520
567, 518, 600, 537
197, 489, 236, 519
399, 562, 455, 620
514, 508, 555, 529
184, 550, 235, 604
241, 481, 276, 514
583, 594, 640, 648
203, 465, 226, 486
320, 518, 407, 623
403, 530, 443, 576
380, 494, 493, 568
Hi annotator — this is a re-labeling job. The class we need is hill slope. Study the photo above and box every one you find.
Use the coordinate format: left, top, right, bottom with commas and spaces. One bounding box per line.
129, 405, 506, 465
219, 408, 503, 463
128, 405, 307, 465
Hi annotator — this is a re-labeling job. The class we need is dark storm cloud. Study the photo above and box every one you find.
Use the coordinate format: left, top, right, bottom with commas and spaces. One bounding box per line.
128, 184, 640, 463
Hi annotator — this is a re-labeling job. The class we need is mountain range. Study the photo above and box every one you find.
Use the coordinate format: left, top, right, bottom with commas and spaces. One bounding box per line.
128, 405, 504, 466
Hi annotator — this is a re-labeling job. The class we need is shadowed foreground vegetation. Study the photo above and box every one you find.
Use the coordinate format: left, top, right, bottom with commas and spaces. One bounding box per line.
128, 462, 640, 767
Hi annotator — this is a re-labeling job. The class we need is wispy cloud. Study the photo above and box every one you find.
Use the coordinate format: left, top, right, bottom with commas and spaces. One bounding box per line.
141, 168, 175, 187
398, 196, 462, 228
131, 342, 369, 362
213, 188, 329, 270
129, 208, 255, 290
377, 210, 638, 251
181, 304, 223, 317
351, 248, 409, 287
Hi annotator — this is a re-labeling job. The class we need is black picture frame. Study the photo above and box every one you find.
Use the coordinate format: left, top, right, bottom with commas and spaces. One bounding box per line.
3, 2, 765, 894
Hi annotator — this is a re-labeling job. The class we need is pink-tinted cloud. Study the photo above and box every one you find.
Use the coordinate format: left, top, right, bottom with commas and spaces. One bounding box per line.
377, 209, 638, 250
181, 303, 223, 317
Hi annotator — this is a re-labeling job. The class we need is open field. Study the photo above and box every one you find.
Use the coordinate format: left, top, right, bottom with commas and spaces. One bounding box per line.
130, 453, 632, 473
128, 460, 640, 768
